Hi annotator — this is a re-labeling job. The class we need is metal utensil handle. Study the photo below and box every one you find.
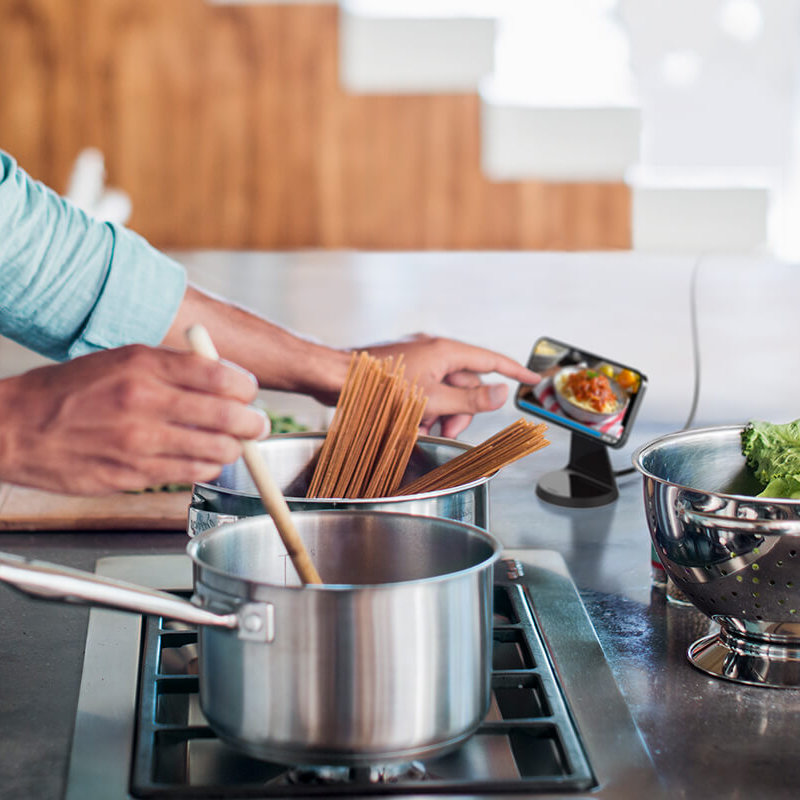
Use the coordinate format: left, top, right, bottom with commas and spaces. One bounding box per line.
680, 507, 800, 534
0, 551, 238, 630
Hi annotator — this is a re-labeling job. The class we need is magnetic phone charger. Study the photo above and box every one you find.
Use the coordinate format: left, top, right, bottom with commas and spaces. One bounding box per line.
535, 432, 621, 508
518, 255, 704, 508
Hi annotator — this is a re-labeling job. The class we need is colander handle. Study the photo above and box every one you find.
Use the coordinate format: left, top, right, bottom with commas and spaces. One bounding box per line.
679, 507, 800, 534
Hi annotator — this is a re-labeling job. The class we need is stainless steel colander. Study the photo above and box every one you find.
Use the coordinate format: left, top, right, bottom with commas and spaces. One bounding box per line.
633, 425, 800, 688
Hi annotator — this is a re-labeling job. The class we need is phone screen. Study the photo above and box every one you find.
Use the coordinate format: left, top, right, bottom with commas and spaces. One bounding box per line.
515, 337, 647, 448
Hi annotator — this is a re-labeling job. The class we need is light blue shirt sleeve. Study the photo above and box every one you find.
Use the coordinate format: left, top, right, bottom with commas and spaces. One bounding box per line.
0, 150, 187, 361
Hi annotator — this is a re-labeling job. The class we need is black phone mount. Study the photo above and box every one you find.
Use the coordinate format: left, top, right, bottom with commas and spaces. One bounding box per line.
536, 432, 618, 508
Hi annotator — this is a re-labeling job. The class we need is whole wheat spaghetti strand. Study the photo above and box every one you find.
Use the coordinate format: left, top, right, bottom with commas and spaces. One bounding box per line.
401, 421, 530, 488
315, 385, 364, 496
316, 355, 374, 497
362, 359, 411, 496
363, 377, 413, 497
324, 353, 392, 497
306, 352, 364, 497
386, 381, 427, 493
345, 365, 396, 495
395, 419, 549, 496
361, 366, 415, 498
385, 385, 427, 495
406, 427, 548, 493
330, 358, 386, 497
355, 360, 405, 495
397, 436, 547, 496
344, 358, 404, 497
365, 381, 427, 498
306, 352, 428, 499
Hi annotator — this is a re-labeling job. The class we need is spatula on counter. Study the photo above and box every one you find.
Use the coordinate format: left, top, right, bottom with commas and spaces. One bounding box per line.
185, 324, 322, 585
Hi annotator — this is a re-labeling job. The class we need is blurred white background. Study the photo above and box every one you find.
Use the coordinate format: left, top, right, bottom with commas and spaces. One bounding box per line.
492, 0, 800, 258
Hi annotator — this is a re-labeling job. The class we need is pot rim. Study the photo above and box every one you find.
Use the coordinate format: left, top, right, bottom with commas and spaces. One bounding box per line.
632, 423, 800, 506
185, 509, 503, 592
194, 431, 493, 503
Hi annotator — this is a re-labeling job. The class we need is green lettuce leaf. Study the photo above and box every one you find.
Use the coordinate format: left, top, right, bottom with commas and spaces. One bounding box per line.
741, 419, 800, 498
759, 476, 800, 500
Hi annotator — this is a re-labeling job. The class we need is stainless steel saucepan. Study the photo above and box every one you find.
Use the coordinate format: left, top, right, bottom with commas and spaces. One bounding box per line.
189, 433, 492, 536
0, 510, 501, 764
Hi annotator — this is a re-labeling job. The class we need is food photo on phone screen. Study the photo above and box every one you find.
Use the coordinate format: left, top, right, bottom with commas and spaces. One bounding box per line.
515, 337, 648, 508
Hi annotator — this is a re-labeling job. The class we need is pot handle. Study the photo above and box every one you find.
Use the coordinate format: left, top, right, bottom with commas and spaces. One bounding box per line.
679, 507, 800, 534
0, 552, 274, 642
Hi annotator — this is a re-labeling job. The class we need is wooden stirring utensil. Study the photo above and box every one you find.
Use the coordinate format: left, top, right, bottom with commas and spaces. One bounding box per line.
185, 324, 322, 585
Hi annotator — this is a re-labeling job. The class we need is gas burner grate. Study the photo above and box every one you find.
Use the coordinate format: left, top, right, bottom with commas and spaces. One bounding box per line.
131, 584, 595, 797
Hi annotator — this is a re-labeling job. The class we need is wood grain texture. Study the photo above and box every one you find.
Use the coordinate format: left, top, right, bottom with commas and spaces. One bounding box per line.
1, 1, 631, 250
0, 483, 190, 531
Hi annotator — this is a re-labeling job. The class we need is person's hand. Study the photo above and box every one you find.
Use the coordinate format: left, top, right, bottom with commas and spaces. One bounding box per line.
364, 334, 541, 438
0, 345, 268, 495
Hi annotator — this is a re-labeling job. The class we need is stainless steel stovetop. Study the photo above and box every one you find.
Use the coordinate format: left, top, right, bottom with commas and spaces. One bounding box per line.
63, 550, 662, 799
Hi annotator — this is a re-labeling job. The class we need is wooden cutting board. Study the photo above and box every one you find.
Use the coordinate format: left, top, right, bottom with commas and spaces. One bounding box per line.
0, 483, 191, 531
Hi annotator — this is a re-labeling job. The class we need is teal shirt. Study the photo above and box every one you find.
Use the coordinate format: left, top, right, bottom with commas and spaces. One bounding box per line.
0, 150, 186, 361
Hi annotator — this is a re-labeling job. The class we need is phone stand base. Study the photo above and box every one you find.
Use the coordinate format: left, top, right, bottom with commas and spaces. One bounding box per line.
535, 433, 619, 508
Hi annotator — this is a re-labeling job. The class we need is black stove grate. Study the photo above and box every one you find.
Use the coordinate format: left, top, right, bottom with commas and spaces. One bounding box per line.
131, 583, 595, 797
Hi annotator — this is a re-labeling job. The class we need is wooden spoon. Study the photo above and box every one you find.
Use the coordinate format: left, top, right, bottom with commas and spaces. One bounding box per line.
185, 324, 322, 585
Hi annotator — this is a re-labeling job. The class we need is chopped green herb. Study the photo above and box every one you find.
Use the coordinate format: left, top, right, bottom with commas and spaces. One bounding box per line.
267, 411, 308, 434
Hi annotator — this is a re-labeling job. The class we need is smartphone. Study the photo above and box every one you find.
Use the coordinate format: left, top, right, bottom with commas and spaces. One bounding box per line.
515, 336, 647, 448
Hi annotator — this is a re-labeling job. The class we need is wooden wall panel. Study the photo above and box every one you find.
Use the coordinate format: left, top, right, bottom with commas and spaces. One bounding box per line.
0, 1, 631, 250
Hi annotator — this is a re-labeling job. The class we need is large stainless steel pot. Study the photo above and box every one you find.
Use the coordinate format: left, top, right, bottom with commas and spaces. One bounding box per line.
633, 425, 800, 688
0, 510, 500, 763
189, 433, 491, 536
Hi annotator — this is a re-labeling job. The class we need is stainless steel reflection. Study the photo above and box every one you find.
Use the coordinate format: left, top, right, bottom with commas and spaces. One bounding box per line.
0, 511, 500, 764
0, 552, 261, 638
634, 425, 800, 687
190, 512, 500, 765
189, 433, 491, 536
63, 550, 664, 800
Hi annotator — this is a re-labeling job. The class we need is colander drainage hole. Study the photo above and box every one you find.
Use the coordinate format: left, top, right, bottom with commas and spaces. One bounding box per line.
731, 591, 738, 597
787, 581, 794, 588
777, 561, 784, 567
791, 550, 798, 557
769, 580, 776, 586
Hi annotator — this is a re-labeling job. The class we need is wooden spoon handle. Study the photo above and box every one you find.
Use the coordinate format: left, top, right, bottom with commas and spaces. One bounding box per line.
185, 324, 322, 585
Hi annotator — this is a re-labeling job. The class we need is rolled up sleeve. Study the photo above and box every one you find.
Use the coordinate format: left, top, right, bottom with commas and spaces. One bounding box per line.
67, 223, 187, 357
0, 150, 186, 361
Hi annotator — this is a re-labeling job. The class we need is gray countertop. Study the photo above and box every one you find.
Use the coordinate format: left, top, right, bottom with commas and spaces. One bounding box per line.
1, 251, 799, 798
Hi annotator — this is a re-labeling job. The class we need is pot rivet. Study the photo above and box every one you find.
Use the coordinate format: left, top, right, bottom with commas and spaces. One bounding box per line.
243, 614, 263, 633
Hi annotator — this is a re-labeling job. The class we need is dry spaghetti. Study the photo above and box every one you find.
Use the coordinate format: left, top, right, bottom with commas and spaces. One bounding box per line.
307, 353, 549, 499
394, 418, 549, 496
306, 352, 428, 499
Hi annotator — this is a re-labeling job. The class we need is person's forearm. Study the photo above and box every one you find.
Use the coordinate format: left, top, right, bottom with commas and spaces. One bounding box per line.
163, 284, 351, 401
164, 284, 540, 438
